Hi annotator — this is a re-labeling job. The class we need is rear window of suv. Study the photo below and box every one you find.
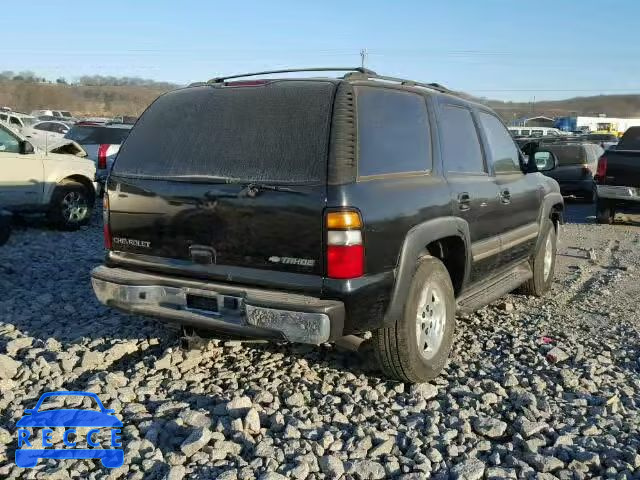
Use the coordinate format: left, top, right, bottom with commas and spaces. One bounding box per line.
113, 81, 336, 184
547, 145, 588, 166
65, 126, 130, 145
356, 87, 431, 176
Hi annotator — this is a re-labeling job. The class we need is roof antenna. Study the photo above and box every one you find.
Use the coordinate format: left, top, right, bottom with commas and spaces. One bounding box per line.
360, 48, 368, 69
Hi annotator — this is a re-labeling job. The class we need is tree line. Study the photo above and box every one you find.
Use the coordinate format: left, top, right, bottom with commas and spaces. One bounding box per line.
0, 71, 177, 89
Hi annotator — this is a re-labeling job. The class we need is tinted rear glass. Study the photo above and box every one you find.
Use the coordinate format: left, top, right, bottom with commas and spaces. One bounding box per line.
547, 145, 588, 166
113, 81, 335, 183
65, 126, 130, 145
356, 87, 431, 176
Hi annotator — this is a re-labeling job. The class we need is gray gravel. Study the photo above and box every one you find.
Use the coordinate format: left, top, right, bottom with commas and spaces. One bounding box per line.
0, 204, 639, 479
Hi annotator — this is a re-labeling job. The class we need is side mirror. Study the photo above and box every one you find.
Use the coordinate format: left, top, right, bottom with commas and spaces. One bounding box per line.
19, 140, 34, 154
533, 151, 557, 172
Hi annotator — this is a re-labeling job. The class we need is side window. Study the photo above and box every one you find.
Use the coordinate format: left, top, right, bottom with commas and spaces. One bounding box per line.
9, 117, 21, 126
55, 123, 70, 134
35, 122, 51, 131
0, 125, 21, 153
0, 114, 7, 121
478, 112, 522, 174
439, 104, 485, 173
356, 87, 431, 176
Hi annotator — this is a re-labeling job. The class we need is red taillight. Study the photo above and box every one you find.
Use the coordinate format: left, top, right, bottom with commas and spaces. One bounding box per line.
595, 155, 607, 183
103, 224, 112, 250
327, 245, 364, 279
98, 144, 109, 170
224, 80, 269, 87
326, 211, 364, 279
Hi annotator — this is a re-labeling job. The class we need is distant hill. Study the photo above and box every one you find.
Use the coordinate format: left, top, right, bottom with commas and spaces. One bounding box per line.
0, 80, 169, 117
2, 79, 640, 122
477, 95, 640, 122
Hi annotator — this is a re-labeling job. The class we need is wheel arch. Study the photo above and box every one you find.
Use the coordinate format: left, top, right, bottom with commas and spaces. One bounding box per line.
47, 175, 96, 208
536, 193, 564, 251
383, 216, 471, 327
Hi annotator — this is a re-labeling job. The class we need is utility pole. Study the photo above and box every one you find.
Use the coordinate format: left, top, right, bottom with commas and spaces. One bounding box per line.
360, 48, 368, 69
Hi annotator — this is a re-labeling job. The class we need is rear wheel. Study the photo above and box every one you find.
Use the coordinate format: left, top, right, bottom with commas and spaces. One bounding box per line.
596, 200, 615, 224
519, 219, 556, 297
372, 256, 455, 383
48, 181, 93, 230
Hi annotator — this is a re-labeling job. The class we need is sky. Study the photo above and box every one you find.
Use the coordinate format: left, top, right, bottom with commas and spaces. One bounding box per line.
6, 0, 640, 101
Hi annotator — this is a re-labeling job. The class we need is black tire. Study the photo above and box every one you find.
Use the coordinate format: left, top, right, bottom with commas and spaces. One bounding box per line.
596, 200, 615, 224
372, 256, 456, 383
48, 181, 94, 230
519, 219, 556, 297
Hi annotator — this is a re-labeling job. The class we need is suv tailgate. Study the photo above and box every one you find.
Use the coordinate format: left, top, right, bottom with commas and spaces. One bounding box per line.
602, 150, 640, 187
107, 81, 336, 291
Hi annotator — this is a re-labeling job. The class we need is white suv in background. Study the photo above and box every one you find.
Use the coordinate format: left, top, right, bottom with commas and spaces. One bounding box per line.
31, 109, 74, 119
0, 112, 39, 131
0, 123, 97, 229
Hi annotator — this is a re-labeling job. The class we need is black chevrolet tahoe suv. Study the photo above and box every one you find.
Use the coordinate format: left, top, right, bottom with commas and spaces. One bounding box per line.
91, 68, 564, 383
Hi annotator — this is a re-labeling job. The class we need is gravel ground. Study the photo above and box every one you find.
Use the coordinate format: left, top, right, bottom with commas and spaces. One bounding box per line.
0, 204, 639, 480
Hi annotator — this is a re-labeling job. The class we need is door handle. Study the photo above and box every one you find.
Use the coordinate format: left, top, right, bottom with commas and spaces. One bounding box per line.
499, 189, 511, 204
457, 192, 471, 211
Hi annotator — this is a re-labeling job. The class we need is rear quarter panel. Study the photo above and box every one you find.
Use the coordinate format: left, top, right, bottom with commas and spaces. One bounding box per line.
326, 175, 451, 333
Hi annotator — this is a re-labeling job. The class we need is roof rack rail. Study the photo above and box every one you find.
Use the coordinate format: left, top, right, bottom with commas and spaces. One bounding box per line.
343, 71, 453, 95
208, 67, 377, 84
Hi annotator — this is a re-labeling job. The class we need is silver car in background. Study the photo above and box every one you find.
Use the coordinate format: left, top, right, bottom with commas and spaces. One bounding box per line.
22, 121, 73, 150
63, 124, 132, 186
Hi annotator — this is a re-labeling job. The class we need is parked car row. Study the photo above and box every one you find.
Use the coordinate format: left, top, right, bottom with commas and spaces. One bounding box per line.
517, 137, 604, 202
0, 122, 97, 230
0, 108, 133, 188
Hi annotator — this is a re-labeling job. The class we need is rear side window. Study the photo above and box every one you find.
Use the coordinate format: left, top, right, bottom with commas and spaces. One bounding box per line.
439, 105, 485, 173
9, 117, 20, 126
113, 81, 335, 183
0, 125, 20, 153
478, 112, 521, 174
356, 87, 431, 176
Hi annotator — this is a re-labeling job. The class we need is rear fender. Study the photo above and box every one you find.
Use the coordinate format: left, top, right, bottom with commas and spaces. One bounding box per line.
536, 193, 564, 250
383, 217, 471, 327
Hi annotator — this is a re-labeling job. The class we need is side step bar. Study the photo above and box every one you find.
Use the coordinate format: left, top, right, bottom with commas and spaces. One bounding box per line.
456, 262, 532, 313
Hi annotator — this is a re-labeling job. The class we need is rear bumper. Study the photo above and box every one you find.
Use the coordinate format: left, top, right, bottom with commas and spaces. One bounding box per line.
558, 179, 593, 195
597, 185, 640, 203
91, 266, 344, 344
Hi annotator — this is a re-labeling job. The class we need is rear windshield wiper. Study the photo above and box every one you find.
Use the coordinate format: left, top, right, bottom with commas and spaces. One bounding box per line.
239, 183, 304, 197
111, 173, 238, 184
